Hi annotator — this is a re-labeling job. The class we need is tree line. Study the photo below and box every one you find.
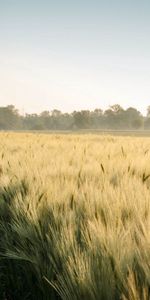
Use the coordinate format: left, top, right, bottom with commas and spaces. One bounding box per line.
1, 104, 150, 130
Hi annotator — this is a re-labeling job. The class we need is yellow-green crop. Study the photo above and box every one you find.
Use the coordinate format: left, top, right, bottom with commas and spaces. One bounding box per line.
0, 132, 150, 300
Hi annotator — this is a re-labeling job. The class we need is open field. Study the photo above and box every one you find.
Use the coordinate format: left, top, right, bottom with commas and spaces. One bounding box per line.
3, 129, 150, 137
0, 132, 150, 299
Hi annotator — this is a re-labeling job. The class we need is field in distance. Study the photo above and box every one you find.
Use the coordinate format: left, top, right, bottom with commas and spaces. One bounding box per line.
0, 132, 150, 300
9, 129, 150, 137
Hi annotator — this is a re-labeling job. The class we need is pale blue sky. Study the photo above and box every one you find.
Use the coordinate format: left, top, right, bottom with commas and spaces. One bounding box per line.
0, 0, 150, 114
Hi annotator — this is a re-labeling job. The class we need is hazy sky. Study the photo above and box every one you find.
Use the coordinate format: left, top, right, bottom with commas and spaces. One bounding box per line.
0, 0, 150, 114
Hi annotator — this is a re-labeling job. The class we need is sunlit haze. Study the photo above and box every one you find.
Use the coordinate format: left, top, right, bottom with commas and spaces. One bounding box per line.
0, 0, 150, 115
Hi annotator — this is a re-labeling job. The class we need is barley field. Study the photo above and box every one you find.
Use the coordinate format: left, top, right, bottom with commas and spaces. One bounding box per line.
0, 132, 150, 300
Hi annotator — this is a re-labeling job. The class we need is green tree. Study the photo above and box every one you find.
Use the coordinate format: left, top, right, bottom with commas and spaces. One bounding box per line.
73, 110, 91, 129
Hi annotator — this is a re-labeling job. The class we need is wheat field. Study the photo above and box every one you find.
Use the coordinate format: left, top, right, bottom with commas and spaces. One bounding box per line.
0, 132, 150, 300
